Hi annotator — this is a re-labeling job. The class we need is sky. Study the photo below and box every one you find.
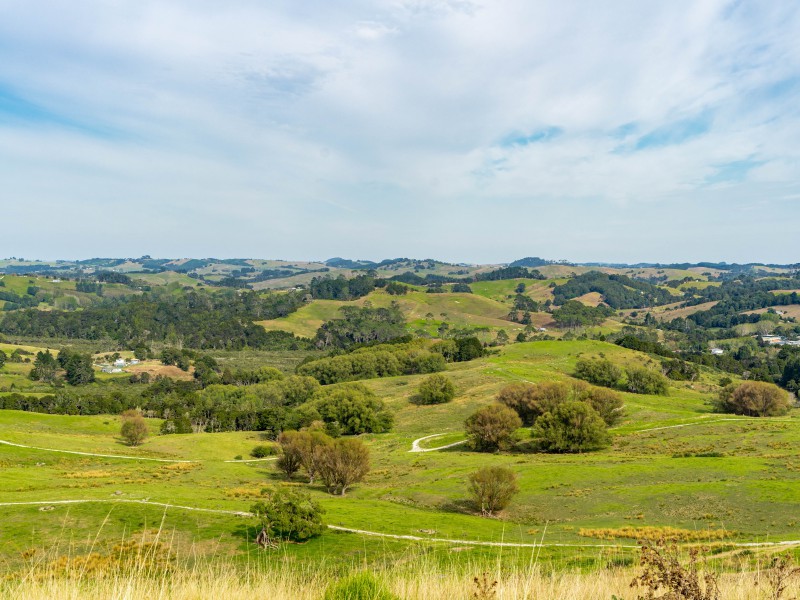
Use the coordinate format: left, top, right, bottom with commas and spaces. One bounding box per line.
1, 0, 799, 265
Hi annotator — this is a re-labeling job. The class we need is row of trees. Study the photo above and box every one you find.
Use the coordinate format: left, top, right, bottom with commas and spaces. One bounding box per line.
29, 349, 95, 386
297, 342, 446, 384
0, 288, 311, 350
574, 357, 669, 395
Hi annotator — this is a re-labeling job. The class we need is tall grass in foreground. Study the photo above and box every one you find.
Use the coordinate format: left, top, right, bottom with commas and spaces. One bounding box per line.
3, 517, 799, 600
4, 566, 800, 600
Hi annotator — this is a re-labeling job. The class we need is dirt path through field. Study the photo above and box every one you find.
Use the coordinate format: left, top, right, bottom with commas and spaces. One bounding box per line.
409, 433, 468, 452
2, 499, 800, 551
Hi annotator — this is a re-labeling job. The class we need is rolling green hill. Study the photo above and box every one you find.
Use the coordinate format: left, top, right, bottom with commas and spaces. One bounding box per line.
2, 338, 798, 579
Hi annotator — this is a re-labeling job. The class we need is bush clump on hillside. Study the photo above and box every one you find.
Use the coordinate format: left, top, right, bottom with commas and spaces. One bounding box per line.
250, 444, 277, 458
297, 342, 446, 385
625, 366, 669, 395
714, 381, 791, 417
497, 380, 623, 427
531, 401, 611, 453
120, 409, 148, 446
574, 357, 621, 388
311, 384, 394, 435
413, 373, 455, 405
467, 466, 519, 516
250, 487, 325, 544
464, 404, 522, 452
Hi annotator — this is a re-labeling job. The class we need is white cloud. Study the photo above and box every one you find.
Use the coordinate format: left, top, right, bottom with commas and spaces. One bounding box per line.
0, 0, 798, 262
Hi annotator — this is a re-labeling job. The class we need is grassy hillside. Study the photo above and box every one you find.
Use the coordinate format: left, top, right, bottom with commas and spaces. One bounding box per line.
2, 339, 800, 584
257, 290, 529, 339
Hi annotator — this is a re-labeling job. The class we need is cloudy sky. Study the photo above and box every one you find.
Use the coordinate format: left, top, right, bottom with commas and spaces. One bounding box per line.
1, 1, 799, 264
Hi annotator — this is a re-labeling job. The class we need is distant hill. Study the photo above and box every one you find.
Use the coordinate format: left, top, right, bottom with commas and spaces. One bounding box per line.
509, 256, 565, 268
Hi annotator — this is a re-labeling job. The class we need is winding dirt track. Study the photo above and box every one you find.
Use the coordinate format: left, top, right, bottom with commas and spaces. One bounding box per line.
409, 433, 467, 452
2, 499, 799, 550
0, 438, 277, 464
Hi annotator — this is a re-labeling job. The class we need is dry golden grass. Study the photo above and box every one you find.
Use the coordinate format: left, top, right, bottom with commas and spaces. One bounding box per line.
4, 564, 799, 600
579, 526, 732, 543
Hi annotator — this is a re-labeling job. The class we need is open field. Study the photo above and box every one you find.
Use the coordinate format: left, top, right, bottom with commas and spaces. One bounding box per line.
743, 304, 800, 320
257, 290, 527, 339
2, 339, 800, 583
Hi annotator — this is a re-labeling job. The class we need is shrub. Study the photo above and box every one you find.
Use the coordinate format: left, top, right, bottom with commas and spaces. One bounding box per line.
532, 401, 610, 453
455, 337, 484, 361
250, 487, 325, 543
467, 466, 519, 516
625, 367, 669, 395
414, 373, 455, 405
120, 409, 148, 446
496, 381, 569, 426
313, 384, 393, 434
714, 381, 791, 417
318, 437, 370, 495
250, 444, 276, 458
579, 386, 624, 426
574, 357, 621, 388
662, 359, 699, 381
465, 404, 522, 452
323, 572, 397, 600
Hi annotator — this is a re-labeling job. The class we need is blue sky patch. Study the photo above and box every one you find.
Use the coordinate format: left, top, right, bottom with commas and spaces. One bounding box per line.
633, 111, 713, 150
501, 126, 563, 147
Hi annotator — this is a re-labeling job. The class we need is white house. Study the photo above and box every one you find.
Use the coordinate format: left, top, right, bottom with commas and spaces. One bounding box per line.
710, 348, 724, 355
113, 358, 126, 367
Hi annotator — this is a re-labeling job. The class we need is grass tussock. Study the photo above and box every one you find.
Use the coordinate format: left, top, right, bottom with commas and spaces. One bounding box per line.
579, 526, 732, 542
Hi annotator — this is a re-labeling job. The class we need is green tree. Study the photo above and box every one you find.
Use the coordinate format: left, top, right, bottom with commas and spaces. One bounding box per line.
625, 367, 668, 395
250, 488, 325, 543
120, 409, 148, 446
579, 386, 624, 426
414, 373, 455, 405
313, 384, 393, 435
29, 350, 58, 382
464, 403, 522, 452
532, 401, 610, 453
0, 349, 5, 368
277, 430, 305, 479
318, 437, 370, 495
467, 466, 519, 516
574, 357, 621, 388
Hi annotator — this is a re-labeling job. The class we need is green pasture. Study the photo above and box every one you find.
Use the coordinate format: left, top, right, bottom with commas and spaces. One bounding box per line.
1, 340, 800, 570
